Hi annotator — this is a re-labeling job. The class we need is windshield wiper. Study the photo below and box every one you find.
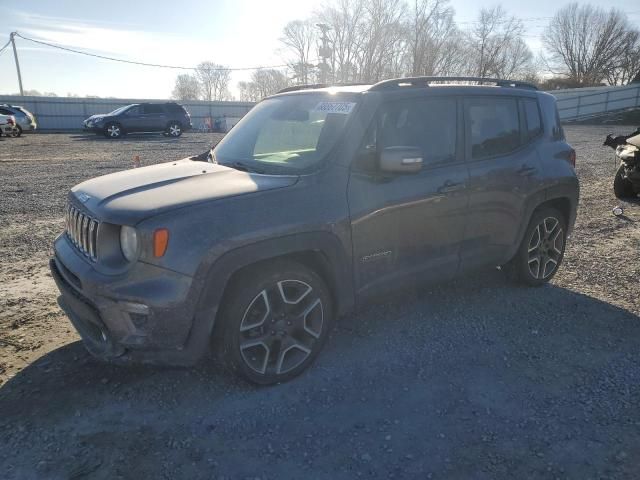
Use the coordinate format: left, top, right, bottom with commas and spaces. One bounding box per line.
226, 161, 265, 174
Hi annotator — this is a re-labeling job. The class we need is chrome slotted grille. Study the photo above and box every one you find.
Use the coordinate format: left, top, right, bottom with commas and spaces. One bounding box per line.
65, 205, 99, 262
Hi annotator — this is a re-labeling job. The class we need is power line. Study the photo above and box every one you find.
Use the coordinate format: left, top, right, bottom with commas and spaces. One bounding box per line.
0, 38, 11, 57
12, 32, 288, 71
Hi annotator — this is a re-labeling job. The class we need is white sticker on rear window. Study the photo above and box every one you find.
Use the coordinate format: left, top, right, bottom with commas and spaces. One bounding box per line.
313, 102, 356, 115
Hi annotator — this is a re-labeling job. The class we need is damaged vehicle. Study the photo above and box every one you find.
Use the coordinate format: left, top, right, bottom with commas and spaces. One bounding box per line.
604, 128, 640, 199
51, 77, 579, 385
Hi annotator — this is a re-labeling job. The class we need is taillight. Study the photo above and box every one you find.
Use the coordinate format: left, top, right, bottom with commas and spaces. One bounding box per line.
7, 118, 14, 125
568, 149, 576, 168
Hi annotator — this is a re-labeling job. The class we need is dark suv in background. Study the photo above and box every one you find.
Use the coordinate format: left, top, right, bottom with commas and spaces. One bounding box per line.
83, 102, 191, 138
52, 77, 578, 385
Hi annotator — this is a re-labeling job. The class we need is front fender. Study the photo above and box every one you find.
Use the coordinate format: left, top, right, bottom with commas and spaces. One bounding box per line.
181, 231, 355, 362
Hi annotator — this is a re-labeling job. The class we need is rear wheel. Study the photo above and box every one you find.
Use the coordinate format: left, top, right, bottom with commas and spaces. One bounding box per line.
613, 164, 637, 199
508, 208, 567, 286
216, 260, 333, 385
16, 125, 23, 136
166, 122, 182, 137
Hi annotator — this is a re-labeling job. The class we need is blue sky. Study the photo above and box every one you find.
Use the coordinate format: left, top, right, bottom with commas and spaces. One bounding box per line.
0, 0, 639, 99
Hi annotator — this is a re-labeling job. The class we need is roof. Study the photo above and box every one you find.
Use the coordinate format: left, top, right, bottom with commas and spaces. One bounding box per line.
276, 77, 538, 96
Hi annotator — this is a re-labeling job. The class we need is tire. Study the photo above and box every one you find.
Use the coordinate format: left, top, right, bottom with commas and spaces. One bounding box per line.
104, 122, 123, 139
507, 207, 567, 286
613, 164, 637, 199
166, 121, 182, 137
216, 260, 333, 385
16, 125, 23, 136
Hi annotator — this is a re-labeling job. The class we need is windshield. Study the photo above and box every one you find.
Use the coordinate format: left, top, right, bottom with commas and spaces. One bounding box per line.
107, 105, 135, 116
213, 94, 359, 174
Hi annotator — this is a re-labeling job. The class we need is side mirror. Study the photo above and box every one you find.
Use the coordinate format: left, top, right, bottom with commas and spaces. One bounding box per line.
379, 146, 423, 173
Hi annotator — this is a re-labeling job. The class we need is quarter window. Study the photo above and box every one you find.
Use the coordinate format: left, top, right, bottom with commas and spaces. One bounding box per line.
523, 98, 543, 141
377, 97, 457, 166
466, 98, 521, 159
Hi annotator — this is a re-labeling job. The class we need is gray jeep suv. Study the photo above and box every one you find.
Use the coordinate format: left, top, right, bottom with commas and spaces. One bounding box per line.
51, 77, 578, 384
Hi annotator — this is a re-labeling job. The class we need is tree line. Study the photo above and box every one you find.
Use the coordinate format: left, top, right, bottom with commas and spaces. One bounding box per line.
171, 1, 640, 102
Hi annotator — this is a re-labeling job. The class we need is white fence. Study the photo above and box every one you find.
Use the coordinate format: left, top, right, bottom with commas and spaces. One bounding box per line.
0, 95, 256, 131
553, 84, 640, 121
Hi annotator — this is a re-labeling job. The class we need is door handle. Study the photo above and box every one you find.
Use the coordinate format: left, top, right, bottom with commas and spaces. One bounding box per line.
517, 165, 537, 176
437, 181, 464, 194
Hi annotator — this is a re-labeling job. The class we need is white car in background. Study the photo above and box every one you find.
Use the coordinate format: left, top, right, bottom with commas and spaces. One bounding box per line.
0, 114, 19, 137
0, 104, 36, 134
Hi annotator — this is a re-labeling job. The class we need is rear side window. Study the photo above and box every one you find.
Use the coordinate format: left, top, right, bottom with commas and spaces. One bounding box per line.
465, 97, 520, 159
165, 103, 186, 114
523, 98, 542, 141
143, 104, 164, 114
377, 97, 457, 166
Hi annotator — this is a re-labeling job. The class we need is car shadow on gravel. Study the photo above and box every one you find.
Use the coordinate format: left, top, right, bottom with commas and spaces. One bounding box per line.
2, 269, 640, 479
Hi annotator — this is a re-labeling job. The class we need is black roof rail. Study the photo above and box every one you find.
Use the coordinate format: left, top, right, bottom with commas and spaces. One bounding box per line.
370, 76, 538, 91
276, 82, 371, 94
277, 84, 329, 94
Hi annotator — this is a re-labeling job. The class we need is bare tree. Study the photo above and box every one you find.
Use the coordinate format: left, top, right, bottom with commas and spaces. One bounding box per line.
466, 6, 533, 79
280, 20, 317, 84
195, 62, 231, 101
605, 38, 640, 85
407, 0, 458, 76
171, 74, 201, 100
238, 69, 290, 101
355, 0, 407, 82
316, 0, 366, 83
543, 3, 639, 86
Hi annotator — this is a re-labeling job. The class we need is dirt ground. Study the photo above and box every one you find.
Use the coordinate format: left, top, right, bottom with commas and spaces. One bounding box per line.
0, 127, 639, 479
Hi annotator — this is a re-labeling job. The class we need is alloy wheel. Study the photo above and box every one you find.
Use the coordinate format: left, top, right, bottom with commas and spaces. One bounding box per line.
107, 125, 121, 138
168, 124, 181, 136
238, 279, 324, 376
527, 216, 564, 280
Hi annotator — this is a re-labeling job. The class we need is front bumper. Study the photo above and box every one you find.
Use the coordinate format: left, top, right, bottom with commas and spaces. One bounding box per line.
51, 234, 207, 365
83, 123, 103, 132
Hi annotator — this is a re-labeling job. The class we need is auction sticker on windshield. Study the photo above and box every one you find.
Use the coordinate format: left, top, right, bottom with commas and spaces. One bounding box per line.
313, 102, 356, 114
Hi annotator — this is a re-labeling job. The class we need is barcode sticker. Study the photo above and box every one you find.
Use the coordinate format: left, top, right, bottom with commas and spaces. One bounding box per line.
313, 102, 356, 114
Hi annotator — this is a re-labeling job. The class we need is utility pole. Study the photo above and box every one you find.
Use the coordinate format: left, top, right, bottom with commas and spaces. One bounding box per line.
316, 24, 332, 84
10, 32, 24, 96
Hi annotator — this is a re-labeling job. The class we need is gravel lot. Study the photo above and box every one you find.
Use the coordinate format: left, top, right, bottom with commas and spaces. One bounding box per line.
0, 127, 639, 479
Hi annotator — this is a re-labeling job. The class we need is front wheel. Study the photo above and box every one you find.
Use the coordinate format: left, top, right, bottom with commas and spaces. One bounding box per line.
613, 164, 637, 199
104, 122, 123, 139
216, 260, 333, 385
507, 208, 567, 286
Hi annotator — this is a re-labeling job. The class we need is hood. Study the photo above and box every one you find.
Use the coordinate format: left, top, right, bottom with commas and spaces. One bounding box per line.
86, 114, 107, 122
70, 159, 298, 225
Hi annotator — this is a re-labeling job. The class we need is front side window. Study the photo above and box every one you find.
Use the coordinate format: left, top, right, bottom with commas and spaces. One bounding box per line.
213, 94, 358, 173
124, 105, 142, 116
376, 97, 457, 166
466, 98, 521, 159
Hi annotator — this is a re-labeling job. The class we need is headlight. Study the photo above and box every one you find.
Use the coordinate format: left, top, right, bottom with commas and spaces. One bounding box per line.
120, 226, 138, 262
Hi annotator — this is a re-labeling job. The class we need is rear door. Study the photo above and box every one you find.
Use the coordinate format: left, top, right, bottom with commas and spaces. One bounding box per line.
141, 104, 166, 131
348, 95, 469, 295
460, 95, 543, 270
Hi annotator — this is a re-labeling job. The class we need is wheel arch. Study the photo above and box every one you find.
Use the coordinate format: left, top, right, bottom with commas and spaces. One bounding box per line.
183, 232, 355, 361
532, 197, 572, 225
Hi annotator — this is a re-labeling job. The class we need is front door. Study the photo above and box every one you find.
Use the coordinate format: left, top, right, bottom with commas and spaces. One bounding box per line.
120, 105, 144, 132
348, 95, 469, 296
